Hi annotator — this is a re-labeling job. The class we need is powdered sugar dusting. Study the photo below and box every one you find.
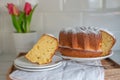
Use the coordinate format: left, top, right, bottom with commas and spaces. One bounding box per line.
62, 27, 73, 33
62, 26, 100, 34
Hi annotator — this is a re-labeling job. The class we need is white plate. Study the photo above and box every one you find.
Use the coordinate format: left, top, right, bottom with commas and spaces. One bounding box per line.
61, 51, 113, 62
14, 55, 63, 69
14, 63, 63, 72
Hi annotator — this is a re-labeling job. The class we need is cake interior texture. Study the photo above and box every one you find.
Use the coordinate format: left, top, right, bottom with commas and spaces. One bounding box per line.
101, 30, 116, 56
25, 34, 58, 64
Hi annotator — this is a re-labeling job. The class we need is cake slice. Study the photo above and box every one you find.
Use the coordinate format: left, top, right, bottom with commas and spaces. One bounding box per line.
101, 30, 116, 56
25, 34, 58, 64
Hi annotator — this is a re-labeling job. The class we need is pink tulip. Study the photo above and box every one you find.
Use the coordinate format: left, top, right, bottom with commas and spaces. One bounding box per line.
24, 2, 32, 15
7, 3, 19, 16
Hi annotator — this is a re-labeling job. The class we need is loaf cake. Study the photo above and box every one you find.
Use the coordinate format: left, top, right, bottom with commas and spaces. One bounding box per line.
59, 26, 116, 58
25, 34, 58, 64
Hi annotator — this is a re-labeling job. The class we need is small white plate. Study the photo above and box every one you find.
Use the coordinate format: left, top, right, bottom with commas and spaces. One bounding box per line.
61, 51, 113, 62
14, 63, 63, 72
14, 55, 63, 69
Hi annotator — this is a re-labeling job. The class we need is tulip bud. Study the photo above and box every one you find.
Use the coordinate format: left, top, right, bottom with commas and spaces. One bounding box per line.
7, 3, 19, 16
24, 2, 32, 15
7, 3, 14, 14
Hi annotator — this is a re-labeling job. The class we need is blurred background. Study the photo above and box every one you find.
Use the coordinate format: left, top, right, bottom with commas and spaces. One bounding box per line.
0, 0, 120, 55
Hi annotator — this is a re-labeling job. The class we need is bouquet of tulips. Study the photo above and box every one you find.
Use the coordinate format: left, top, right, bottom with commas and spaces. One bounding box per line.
7, 2, 37, 33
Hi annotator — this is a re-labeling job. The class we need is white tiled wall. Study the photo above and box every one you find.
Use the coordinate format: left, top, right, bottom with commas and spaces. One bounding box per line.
43, 13, 82, 37
106, 0, 120, 8
63, 0, 103, 11
0, 0, 120, 54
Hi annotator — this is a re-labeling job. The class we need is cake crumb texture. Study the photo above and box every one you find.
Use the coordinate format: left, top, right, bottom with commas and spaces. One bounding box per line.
25, 34, 58, 64
101, 30, 116, 56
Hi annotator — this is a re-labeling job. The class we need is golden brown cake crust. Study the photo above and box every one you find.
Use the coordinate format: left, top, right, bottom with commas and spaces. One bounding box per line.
59, 46, 102, 58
